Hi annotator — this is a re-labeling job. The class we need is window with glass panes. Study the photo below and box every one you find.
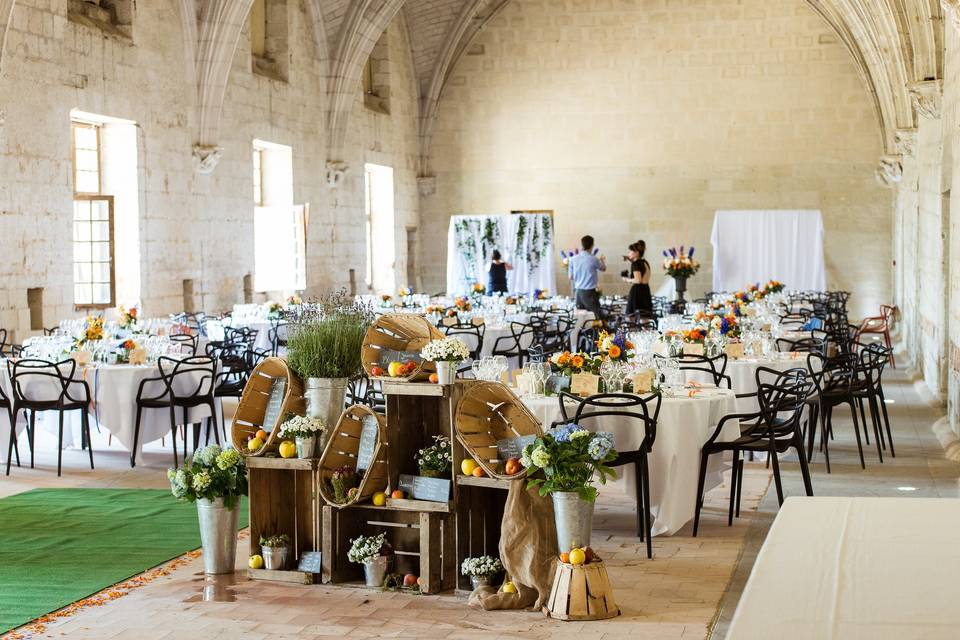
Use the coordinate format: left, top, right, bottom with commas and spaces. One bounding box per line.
72, 121, 115, 307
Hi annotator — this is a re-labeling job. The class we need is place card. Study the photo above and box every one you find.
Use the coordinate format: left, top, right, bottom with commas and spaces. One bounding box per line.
355, 414, 379, 472
725, 342, 744, 359
515, 373, 535, 395
128, 348, 147, 365
683, 343, 704, 356
570, 373, 600, 397
471, 317, 485, 326
298, 551, 322, 573
441, 317, 458, 327
72, 351, 91, 366
545, 374, 571, 395
398, 473, 451, 502
631, 369, 654, 393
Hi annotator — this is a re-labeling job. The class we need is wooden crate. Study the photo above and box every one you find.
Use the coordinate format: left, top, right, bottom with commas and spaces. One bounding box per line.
233, 357, 305, 457
361, 314, 443, 382
247, 456, 320, 583
321, 505, 456, 594
454, 475, 509, 591
318, 405, 390, 508
543, 561, 620, 621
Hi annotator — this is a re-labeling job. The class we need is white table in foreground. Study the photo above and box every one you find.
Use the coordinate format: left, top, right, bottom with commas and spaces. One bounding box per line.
727, 497, 960, 640
523, 388, 739, 536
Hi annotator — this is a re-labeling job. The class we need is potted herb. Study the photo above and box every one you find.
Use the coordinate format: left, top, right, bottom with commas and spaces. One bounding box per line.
416, 435, 452, 478
287, 291, 374, 428
348, 533, 394, 587
420, 337, 470, 384
167, 445, 248, 574
330, 466, 359, 504
259, 533, 291, 570
278, 414, 327, 459
522, 424, 617, 553
460, 555, 504, 590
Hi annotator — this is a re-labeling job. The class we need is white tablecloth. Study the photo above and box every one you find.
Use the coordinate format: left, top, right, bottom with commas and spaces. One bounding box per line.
523, 389, 739, 536
727, 497, 960, 640
0, 362, 216, 464
682, 354, 806, 411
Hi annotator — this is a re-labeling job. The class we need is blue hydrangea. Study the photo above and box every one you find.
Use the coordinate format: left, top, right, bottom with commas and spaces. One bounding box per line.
587, 432, 615, 461
548, 423, 579, 442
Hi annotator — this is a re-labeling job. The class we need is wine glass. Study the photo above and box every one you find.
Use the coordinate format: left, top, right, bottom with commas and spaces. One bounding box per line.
493, 355, 508, 383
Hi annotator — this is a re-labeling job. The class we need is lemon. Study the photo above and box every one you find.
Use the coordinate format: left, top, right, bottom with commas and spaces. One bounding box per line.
249, 554, 264, 570
568, 548, 586, 565
278, 440, 297, 459
247, 436, 263, 452
372, 492, 387, 506
502, 581, 517, 594
461, 458, 478, 476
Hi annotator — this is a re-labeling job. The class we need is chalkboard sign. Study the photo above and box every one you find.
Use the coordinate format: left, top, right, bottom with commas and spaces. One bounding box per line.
298, 551, 322, 573
398, 474, 451, 503
262, 378, 287, 430
355, 414, 379, 471
496, 434, 537, 462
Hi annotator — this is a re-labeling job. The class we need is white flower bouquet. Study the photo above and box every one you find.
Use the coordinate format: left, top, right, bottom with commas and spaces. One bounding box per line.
460, 555, 504, 577
278, 414, 326, 441
347, 533, 390, 564
417, 435, 452, 477
421, 337, 470, 363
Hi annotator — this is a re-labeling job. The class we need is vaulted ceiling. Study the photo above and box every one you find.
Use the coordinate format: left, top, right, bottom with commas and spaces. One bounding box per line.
0, 0, 947, 174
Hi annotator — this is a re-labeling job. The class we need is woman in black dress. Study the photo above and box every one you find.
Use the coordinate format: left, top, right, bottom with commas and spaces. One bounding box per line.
624, 241, 653, 315
486, 249, 512, 295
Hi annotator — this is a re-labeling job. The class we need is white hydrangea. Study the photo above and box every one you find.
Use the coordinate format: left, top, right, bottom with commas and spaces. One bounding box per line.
192, 471, 212, 492
279, 415, 326, 440
194, 445, 221, 467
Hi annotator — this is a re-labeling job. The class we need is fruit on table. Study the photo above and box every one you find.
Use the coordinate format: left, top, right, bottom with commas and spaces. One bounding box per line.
388, 362, 404, 377
255, 429, 268, 441
461, 459, 478, 476
403, 574, 418, 587
391, 489, 405, 499
249, 554, 264, 569
404, 360, 417, 373
502, 581, 517, 594
584, 547, 596, 563
247, 436, 263, 451
372, 491, 387, 506
568, 548, 586, 565
471, 466, 485, 478
504, 457, 523, 475
278, 440, 297, 459
428, 373, 439, 384
559, 552, 570, 564
370, 366, 385, 377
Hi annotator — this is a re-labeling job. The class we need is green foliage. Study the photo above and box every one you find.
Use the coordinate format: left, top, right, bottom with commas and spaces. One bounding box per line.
167, 445, 247, 509
522, 425, 617, 503
259, 534, 290, 548
286, 291, 373, 379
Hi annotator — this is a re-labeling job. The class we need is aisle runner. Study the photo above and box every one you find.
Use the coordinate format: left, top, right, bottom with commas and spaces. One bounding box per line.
0, 489, 248, 633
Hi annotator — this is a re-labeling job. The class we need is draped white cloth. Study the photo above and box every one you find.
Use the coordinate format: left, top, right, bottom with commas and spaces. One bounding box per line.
446, 214, 555, 297
710, 210, 826, 292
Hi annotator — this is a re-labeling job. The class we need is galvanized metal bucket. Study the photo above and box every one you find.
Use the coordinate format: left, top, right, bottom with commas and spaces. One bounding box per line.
470, 575, 492, 590
552, 491, 595, 553
261, 545, 289, 571
363, 555, 393, 587
295, 434, 318, 459
196, 497, 240, 574
305, 377, 348, 429
436, 361, 457, 385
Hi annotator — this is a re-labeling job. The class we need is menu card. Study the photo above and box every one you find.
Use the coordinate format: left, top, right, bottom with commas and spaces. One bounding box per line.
570, 373, 600, 397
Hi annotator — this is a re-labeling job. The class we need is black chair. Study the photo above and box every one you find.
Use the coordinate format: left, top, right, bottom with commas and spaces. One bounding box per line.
806, 352, 869, 473
491, 321, 537, 368
441, 322, 485, 361
269, 319, 289, 356
168, 334, 199, 356
6, 359, 94, 477
131, 356, 219, 469
224, 326, 259, 349
854, 343, 895, 460
776, 336, 825, 355
693, 368, 813, 535
556, 391, 661, 558
655, 353, 732, 389
576, 319, 604, 354
346, 374, 386, 414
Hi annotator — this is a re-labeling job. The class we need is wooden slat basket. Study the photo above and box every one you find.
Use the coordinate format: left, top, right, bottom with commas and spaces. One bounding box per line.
318, 404, 390, 508
543, 561, 620, 621
232, 357, 305, 457
361, 314, 444, 382
454, 382, 543, 480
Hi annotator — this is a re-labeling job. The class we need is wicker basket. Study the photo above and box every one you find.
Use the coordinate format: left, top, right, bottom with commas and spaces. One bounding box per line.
232, 357, 305, 457
361, 314, 444, 382
454, 382, 543, 479
318, 404, 390, 508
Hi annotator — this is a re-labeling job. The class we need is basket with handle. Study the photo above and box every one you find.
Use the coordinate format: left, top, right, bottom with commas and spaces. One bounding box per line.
318, 404, 390, 507
454, 381, 543, 479
231, 357, 305, 456
361, 314, 444, 382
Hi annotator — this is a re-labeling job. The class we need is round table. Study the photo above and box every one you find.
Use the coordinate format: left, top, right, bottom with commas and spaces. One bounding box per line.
522, 387, 739, 536
682, 352, 807, 411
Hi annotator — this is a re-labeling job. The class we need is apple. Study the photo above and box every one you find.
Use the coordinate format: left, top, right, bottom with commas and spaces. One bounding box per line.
247, 436, 264, 452
504, 457, 523, 475
248, 554, 264, 570
472, 466, 485, 478
584, 547, 596, 563
403, 573, 418, 587
278, 440, 297, 459
391, 489, 405, 499
371, 366, 385, 377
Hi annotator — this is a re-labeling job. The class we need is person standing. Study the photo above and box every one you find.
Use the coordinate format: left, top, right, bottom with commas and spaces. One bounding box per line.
623, 241, 653, 316
486, 249, 512, 295
568, 235, 606, 318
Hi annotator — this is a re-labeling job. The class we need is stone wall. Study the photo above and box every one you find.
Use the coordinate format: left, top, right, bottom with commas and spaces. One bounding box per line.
419, 0, 891, 318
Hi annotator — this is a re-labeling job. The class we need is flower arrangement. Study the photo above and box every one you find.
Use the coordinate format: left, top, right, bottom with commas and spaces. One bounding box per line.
533, 289, 549, 300
286, 294, 302, 306
764, 280, 785, 295
471, 283, 485, 295
260, 534, 290, 549
693, 311, 741, 339
287, 291, 374, 380
167, 445, 248, 509
330, 465, 359, 504
416, 435, 452, 477
77, 316, 105, 345
278, 415, 326, 441
425, 305, 445, 315
682, 327, 707, 344
454, 297, 473, 312
116, 338, 138, 362
522, 424, 617, 502
560, 247, 600, 266
398, 287, 413, 297
118, 306, 138, 330
662, 246, 700, 279
267, 301, 283, 319
421, 337, 470, 363
595, 331, 634, 362
505, 296, 517, 305
461, 555, 504, 578
347, 533, 391, 564
549, 351, 602, 376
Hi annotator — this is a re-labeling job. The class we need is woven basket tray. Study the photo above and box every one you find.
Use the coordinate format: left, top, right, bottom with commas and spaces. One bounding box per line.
361, 314, 444, 382
454, 382, 543, 479
232, 357, 305, 457
318, 404, 390, 508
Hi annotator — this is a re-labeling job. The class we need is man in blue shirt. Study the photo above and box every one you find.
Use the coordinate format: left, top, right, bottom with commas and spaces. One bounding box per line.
567, 235, 606, 318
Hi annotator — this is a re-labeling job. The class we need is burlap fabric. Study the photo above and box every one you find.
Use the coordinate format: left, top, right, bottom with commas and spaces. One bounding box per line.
468, 479, 558, 611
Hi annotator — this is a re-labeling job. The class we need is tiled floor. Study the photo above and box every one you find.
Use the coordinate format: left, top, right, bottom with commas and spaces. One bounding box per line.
2, 361, 955, 640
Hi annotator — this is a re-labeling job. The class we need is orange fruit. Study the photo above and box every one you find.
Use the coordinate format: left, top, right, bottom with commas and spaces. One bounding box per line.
559, 552, 570, 564
255, 429, 268, 441
472, 466, 485, 478
429, 373, 439, 383
391, 489, 405, 499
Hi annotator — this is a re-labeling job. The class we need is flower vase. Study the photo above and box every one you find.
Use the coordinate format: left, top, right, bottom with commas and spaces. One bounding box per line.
261, 545, 289, 570
295, 434, 318, 459
305, 377, 348, 428
196, 497, 240, 574
672, 276, 688, 314
436, 361, 457, 385
363, 555, 393, 587
551, 491, 595, 553
470, 575, 492, 590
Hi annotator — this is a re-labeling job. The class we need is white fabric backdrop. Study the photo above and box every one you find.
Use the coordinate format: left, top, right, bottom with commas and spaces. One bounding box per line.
710, 210, 826, 292
446, 214, 555, 297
